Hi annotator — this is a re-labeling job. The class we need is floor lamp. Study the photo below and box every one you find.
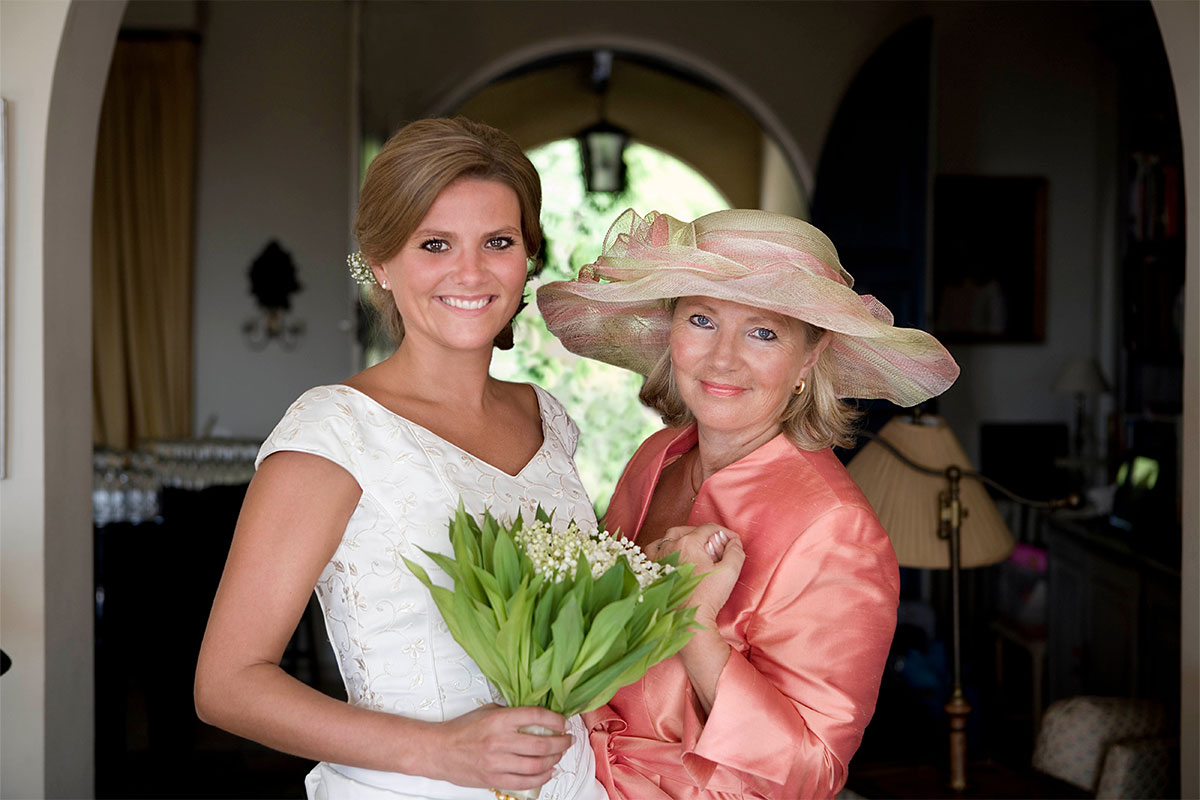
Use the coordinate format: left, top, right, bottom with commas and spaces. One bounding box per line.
848, 413, 1019, 791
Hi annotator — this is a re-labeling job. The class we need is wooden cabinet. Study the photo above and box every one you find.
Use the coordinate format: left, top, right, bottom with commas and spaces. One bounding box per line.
1046, 518, 1180, 710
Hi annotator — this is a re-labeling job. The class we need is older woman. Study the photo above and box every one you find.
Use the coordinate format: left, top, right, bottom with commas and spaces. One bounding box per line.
537, 209, 959, 800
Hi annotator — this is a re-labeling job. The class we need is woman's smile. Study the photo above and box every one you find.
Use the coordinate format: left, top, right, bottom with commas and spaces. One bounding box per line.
437, 294, 497, 311
699, 380, 746, 397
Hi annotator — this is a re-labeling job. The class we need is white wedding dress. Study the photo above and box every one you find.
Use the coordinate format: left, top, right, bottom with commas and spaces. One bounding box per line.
257, 384, 606, 800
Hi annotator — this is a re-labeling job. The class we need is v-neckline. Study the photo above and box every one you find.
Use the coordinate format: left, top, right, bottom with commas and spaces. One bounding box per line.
334, 383, 549, 479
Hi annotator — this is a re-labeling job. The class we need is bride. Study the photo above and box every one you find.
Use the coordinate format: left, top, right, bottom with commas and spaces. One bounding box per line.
195, 117, 605, 800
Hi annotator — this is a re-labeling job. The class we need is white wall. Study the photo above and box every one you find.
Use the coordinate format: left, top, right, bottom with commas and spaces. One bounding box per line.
192, 0, 355, 439
0, 1, 124, 796
929, 3, 1118, 467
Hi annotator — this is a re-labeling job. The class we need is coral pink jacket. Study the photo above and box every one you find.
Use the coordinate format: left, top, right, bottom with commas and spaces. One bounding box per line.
583, 425, 899, 799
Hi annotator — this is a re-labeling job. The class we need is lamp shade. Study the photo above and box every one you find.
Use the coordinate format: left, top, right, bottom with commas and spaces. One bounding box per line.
1053, 357, 1110, 394
848, 415, 1014, 569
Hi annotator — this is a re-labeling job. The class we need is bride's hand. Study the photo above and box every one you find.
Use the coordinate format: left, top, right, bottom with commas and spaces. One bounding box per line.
425, 704, 572, 790
654, 523, 745, 624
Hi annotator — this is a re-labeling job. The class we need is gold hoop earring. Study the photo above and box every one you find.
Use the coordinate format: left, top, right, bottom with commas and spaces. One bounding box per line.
793, 379, 806, 396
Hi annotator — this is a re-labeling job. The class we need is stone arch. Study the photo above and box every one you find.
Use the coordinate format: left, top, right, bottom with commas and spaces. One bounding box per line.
428, 34, 814, 205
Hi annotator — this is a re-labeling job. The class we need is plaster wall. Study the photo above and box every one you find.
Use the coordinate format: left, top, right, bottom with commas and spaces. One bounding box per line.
0, 7, 67, 793
0, 0, 124, 795
928, 2, 1118, 467
191, 0, 356, 438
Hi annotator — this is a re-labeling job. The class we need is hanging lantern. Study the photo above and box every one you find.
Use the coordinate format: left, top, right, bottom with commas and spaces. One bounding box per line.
577, 120, 629, 194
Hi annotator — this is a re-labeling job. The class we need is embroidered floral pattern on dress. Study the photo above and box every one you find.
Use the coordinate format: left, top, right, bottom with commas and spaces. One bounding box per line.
257, 384, 599, 799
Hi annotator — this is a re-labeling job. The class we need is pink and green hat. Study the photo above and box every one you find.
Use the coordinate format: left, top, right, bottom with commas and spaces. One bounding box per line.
536, 208, 959, 407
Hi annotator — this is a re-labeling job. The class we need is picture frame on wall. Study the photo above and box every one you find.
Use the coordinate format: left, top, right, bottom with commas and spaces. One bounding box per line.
932, 175, 1048, 344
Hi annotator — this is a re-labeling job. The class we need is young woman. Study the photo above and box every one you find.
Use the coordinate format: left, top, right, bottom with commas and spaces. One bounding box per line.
196, 118, 605, 800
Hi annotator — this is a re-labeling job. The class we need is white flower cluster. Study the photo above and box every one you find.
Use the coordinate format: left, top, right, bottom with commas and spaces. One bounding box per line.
514, 520, 673, 588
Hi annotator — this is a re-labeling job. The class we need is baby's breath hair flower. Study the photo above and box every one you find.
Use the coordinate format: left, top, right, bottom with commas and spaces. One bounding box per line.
347, 251, 377, 286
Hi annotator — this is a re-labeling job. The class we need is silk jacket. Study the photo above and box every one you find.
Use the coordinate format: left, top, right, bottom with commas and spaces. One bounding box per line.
583, 425, 899, 799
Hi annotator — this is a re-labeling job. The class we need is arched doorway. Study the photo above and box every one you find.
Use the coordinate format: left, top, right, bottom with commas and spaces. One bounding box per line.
2, 2, 126, 796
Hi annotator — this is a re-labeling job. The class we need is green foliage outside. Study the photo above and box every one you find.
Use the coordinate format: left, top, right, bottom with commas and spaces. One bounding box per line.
492, 140, 728, 513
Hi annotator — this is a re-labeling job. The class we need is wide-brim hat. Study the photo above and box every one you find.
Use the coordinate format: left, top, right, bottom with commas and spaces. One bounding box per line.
537, 208, 959, 407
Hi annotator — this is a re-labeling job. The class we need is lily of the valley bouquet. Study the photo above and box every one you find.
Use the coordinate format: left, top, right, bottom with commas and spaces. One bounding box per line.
403, 503, 703, 799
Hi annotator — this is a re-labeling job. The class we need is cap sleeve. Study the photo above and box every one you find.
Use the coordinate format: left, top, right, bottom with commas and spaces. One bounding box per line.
532, 385, 580, 456
256, 386, 366, 486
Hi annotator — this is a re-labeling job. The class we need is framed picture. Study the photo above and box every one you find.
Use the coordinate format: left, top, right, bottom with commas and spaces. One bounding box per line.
932, 175, 1047, 343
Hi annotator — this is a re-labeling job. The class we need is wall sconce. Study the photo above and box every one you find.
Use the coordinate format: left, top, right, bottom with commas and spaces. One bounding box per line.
243, 239, 305, 351
576, 50, 629, 194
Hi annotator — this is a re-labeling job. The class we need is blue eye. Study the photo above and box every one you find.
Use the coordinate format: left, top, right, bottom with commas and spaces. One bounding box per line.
689, 314, 714, 329
752, 328, 778, 341
421, 239, 449, 253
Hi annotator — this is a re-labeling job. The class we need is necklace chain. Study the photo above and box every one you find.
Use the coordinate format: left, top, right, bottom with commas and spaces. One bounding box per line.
688, 451, 703, 503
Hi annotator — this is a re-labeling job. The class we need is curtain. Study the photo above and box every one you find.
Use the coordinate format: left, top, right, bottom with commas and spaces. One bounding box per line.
93, 38, 197, 450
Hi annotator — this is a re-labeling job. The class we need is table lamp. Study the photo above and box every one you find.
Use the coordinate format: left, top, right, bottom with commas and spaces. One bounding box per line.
848, 413, 1015, 791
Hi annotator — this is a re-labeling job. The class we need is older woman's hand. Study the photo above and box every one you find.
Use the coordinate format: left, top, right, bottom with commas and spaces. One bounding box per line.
654, 523, 745, 625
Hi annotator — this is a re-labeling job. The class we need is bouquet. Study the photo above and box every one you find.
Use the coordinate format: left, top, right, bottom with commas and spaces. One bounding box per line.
403, 502, 703, 799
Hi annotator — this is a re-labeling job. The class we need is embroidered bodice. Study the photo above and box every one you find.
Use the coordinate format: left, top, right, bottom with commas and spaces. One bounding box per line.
258, 384, 600, 799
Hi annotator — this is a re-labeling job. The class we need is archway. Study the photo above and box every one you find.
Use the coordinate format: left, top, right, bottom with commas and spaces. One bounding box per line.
446, 47, 808, 218
2, 2, 127, 795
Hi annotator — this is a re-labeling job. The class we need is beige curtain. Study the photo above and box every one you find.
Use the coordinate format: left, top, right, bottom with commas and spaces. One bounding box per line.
93, 38, 197, 449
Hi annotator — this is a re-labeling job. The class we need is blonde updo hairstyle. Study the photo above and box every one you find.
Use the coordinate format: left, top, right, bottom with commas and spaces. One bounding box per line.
354, 117, 543, 346
639, 305, 860, 451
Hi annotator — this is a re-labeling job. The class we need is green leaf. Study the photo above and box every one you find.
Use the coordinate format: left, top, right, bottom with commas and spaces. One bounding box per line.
572, 550, 595, 614
451, 505, 482, 568
492, 526, 521, 598
530, 646, 556, 697
531, 583, 557, 650
571, 594, 638, 676
453, 587, 514, 703
496, 581, 532, 702
562, 638, 658, 715
401, 556, 435, 591
590, 559, 625, 613
549, 594, 584, 706
665, 564, 704, 609
478, 515, 497, 573
469, 565, 510, 626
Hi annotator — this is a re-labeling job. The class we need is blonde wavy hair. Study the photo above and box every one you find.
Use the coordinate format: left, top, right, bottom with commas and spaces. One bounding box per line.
354, 117, 543, 346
